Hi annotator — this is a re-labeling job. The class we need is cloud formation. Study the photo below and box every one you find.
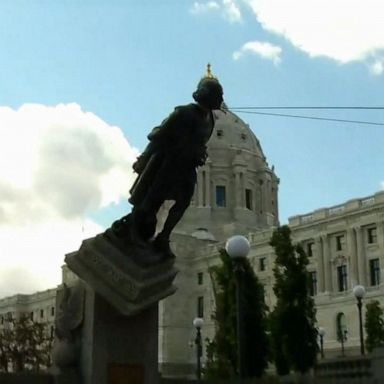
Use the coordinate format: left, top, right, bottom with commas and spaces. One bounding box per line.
222, 0, 242, 23
0, 103, 138, 296
244, 0, 384, 73
370, 58, 384, 75
190, 1, 220, 14
190, 0, 242, 23
233, 41, 282, 64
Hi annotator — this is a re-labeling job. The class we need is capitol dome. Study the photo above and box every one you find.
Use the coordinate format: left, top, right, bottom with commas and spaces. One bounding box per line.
209, 105, 266, 162
175, 94, 279, 241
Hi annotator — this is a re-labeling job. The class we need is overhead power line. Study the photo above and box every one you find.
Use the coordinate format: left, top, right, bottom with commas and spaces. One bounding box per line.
229, 106, 384, 110
229, 109, 384, 127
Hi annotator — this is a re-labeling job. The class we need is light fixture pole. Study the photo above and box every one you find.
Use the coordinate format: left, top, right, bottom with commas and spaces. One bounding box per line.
318, 327, 325, 359
353, 285, 366, 355
193, 317, 204, 382
226, 235, 250, 382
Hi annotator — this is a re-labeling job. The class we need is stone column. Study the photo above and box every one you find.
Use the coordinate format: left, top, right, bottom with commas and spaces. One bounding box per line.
355, 226, 366, 286
377, 221, 384, 280
321, 235, 332, 292
197, 170, 203, 207
259, 180, 264, 214
315, 237, 325, 293
347, 228, 358, 287
240, 172, 245, 207
234, 171, 242, 208
377, 221, 384, 246
205, 165, 211, 208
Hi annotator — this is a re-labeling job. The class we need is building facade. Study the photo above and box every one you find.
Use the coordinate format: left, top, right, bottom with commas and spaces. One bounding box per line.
0, 288, 56, 328
158, 101, 384, 376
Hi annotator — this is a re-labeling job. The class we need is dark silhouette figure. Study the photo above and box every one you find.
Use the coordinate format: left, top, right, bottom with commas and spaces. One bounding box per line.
112, 69, 223, 255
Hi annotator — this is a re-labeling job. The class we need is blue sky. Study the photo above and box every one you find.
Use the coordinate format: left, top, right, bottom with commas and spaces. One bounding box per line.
0, 0, 383, 295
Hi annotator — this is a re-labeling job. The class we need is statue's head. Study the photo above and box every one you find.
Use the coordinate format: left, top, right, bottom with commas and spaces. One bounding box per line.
193, 78, 223, 110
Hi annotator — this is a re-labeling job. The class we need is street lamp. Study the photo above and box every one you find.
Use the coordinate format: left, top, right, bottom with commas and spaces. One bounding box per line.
226, 235, 250, 381
193, 317, 204, 382
318, 327, 325, 359
353, 285, 366, 355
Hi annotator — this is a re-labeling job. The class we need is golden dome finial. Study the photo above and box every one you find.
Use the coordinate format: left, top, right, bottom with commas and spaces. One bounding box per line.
205, 63, 214, 79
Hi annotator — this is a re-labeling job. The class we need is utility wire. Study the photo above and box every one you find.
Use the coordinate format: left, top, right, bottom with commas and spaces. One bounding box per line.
229, 106, 384, 110
229, 109, 384, 126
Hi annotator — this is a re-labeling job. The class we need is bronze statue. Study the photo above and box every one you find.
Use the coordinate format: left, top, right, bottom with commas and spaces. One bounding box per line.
112, 65, 223, 256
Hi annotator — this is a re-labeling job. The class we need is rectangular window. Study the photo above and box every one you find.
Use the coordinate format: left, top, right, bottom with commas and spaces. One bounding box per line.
370, 258, 381, 286
309, 271, 317, 296
51, 307, 55, 317
245, 189, 253, 210
197, 272, 203, 285
336, 235, 345, 251
259, 257, 266, 271
30, 312, 34, 321
216, 186, 226, 207
367, 227, 377, 244
337, 265, 348, 292
197, 296, 204, 318
307, 242, 314, 257
40, 309, 44, 319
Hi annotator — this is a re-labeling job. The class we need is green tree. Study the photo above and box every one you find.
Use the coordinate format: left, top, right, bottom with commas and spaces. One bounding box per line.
0, 313, 53, 372
269, 226, 318, 375
365, 300, 384, 352
205, 248, 269, 379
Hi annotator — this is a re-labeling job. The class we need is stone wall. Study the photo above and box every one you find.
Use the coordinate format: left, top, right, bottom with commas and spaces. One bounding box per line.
0, 373, 53, 384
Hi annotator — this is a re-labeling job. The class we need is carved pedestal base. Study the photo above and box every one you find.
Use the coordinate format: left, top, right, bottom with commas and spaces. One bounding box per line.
65, 231, 177, 316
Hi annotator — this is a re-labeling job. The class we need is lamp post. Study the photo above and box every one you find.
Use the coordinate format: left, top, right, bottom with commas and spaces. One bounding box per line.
193, 317, 204, 382
226, 235, 250, 382
318, 327, 325, 359
339, 327, 347, 357
353, 285, 366, 355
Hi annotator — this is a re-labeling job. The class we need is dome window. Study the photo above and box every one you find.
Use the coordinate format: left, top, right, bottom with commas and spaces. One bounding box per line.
241, 133, 247, 141
215, 185, 226, 207
245, 189, 253, 210
216, 129, 223, 138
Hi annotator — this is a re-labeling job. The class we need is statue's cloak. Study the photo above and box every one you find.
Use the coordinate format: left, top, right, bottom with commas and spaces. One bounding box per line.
129, 103, 214, 207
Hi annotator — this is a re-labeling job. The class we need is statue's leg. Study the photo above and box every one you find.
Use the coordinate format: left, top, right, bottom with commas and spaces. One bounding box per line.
153, 171, 196, 253
131, 195, 165, 244
153, 197, 190, 254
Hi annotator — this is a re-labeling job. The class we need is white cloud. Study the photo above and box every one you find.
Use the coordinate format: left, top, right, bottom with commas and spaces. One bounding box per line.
233, 41, 282, 65
369, 58, 384, 75
244, 0, 384, 68
223, 0, 242, 23
190, 0, 242, 23
0, 218, 102, 297
190, 1, 220, 14
380, 181, 384, 190
0, 103, 139, 296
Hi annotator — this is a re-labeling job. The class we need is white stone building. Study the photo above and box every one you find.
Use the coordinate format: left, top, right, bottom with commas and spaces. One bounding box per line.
158, 103, 384, 376
0, 288, 56, 337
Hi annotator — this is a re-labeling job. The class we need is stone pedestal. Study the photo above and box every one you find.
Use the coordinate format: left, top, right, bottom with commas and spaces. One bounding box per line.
81, 286, 159, 384
54, 231, 178, 384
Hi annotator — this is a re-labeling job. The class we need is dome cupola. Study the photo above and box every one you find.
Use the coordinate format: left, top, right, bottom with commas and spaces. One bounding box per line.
175, 66, 279, 241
